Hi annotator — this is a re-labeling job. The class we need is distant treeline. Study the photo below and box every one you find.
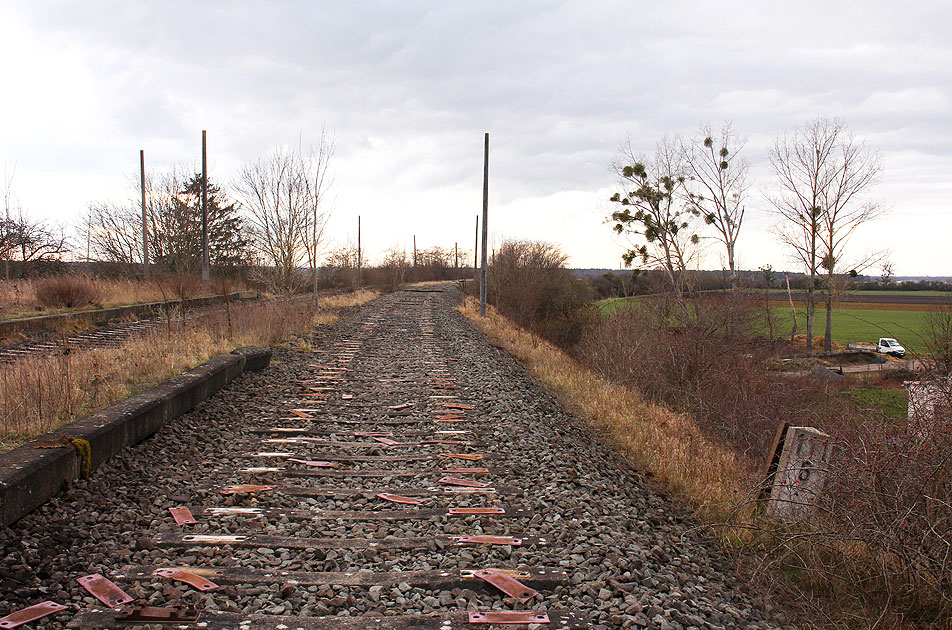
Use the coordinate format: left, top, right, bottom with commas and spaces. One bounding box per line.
574, 268, 952, 300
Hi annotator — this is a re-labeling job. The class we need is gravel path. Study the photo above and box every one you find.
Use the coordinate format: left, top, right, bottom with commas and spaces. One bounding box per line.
0, 286, 796, 629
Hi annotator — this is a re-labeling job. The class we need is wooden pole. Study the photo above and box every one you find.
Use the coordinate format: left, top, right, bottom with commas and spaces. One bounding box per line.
201, 130, 209, 284
357, 215, 362, 289
140, 150, 149, 279
479, 133, 489, 317
454, 242, 458, 279
413, 235, 417, 268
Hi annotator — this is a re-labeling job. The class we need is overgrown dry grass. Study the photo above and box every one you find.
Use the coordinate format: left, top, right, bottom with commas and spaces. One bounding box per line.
458, 296, 746, 520
318, 289, 379, 309
0, 275, 253, 320
0, 294, 375, 452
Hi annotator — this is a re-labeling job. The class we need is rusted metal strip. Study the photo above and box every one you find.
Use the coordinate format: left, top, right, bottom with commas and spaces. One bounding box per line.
287, 458, 340, 468
0, 601, 68, 628
439, 453, 485, 461
458, 535, 523, 546
288, 409, 314, 418
373, 437, 404, 446
154, 568, 218, 591
69, 610, 591, 629
439, 476, 490, 488
243, 468, 493, 478
442, 467, 490, 474
473, 569, 539, 603
169, 507, 196, 525
376, 492, 428, 505
115, 566, 568, 589
448, 507, 506, 515
441, 403, 475, 410
387, 402, 414, 410
219, 484, 273, 495
155, 533, 544, 550
468, 611, 550, 624
76, 573, 134, 608
115, 606, 200, 624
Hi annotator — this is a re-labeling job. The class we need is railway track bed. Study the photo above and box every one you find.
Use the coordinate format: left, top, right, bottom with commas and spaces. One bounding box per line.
0, 287, 793, 629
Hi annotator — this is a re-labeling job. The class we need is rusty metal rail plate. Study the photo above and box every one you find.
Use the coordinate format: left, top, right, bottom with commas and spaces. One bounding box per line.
468, 611, 550, 624
447, 507, 506, 515
473, 569, 539, 603
0, 601, 67, 628
76, 573, 133, 608
458, 535, 523, 546
377, 492, 428, 505
168, 507, 196, 525
115, 606, 200, 624
154, 567, 219, 591
68, 610, 591, 629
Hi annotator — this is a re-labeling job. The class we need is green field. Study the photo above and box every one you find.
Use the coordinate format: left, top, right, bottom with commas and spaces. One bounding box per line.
597, 297, 933, 352
765, 307, 930, 352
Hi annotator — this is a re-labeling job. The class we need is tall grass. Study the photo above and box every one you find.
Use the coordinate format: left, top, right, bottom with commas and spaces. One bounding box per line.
0, 275, 252, 320
466, 288, 952, 628
0, 294, 375, 452
458, 296, 746, 519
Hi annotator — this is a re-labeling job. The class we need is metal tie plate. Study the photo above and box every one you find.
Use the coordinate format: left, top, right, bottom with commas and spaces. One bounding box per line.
376, 493, 428, 505
77, 573, 134, 608
220, 484, 273, 495
0, 601, 67, 628
457, 535, 523, 546
468, 611, 550, 624
473, 569, 539, 603
154, 568, 219, 591
288, 459, 340, 468
442, 467, 490, 474
115, 606, 200, 624
439, 476, 490, 488
447, 507, 506, 516
169, 507, 196, 525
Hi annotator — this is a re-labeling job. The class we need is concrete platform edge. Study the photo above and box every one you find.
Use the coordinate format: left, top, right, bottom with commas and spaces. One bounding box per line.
0, 345, 271, 528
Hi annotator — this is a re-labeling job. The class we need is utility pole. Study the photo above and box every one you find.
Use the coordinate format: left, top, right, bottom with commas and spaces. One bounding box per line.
140, 150, 149, 279
454, 242, 458, 279
357, 215, 362, 289
413, 235, 417, 268
479, 132, 489, 317
201, 130, 209, 284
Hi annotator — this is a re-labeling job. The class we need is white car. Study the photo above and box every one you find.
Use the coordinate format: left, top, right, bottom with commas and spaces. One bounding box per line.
877, 337, 906, 358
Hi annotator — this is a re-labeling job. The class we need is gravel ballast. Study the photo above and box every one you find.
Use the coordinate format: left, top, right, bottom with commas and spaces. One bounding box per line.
0, 286, 796, 629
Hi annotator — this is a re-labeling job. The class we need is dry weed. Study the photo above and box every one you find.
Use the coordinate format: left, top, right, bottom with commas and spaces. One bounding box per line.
318, 289, 379, 309
458, 296, 746, 519
0, 293, 375, 452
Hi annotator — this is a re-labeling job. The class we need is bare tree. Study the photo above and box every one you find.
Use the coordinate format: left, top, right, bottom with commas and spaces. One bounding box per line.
86, 201, 143, 266
610, 136, 700, 322
237, 136, 333, 294
300, 128, 335, 296
767, 117, 883, 352
681, 122, 749, 291
816, 127, 885, 351
6, 210, 69, 273
2, 163, 16, 280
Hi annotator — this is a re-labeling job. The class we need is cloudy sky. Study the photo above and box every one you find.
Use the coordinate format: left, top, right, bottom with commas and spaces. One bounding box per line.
1, 1, 949, 275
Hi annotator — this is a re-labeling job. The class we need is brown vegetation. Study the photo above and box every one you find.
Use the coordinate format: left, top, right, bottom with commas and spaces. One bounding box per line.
0, 292, 375, 452
466, 249, 952, 628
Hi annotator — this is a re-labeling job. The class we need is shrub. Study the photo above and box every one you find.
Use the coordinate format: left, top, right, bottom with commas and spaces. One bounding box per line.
33, 275, 102, 309
486, 241, 594, 346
